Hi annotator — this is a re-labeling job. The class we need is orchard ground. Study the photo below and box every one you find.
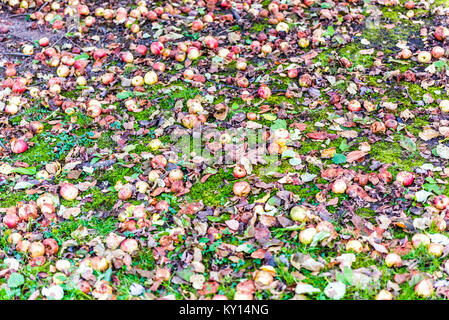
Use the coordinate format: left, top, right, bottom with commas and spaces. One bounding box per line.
0, 0, 448, 300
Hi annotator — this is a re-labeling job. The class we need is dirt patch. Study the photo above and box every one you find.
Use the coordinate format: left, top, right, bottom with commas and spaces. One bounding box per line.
0, 9, 63, 59
0, 9, 66, 75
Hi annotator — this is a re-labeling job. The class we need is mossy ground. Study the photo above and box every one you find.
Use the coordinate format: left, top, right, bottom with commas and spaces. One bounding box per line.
1, 0, 449, 300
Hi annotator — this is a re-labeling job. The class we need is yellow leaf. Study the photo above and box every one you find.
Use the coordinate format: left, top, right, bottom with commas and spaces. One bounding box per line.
321, 147, 336, 159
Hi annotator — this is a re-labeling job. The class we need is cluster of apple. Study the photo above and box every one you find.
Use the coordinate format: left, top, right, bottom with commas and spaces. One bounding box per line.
99, 152, 191, 233
288, 205, 445, 299
396, 25, 448, 65
7, 233, 59, 267
180, 98, 208, 129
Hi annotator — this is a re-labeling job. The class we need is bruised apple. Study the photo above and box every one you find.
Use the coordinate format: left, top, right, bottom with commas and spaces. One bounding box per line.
233, 165, 247, 178
233, 181, 251, 197
434, 195, 449, 210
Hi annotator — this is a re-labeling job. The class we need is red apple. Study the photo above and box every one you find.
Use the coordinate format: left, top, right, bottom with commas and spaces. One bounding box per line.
12, 81, 26, 94
191, 20, 204, 31
153, 62, 165, 72
396, 171, 414, 186
347, 100, 361, 112
74, 59, 88, 71
287, 68, 298, 78
233, 165, 247, 178
121, 51, 134, 63
44, 47, 57, 57
155, 200, 169, 212
187, 47, 200, 60
258, 85, 271, 99
60, 182, 79, 200
247, 112, 257, 120
332, 179, 347, 194
404, 0, 415, 9
10, 139, 28, 153
435, 26, 449, 41
118, 184, 133, 200
3, 213, 19, 228
434, 195, 449, 210
204, 36, 218, 49
77, 4, 90, 16
150, 41, 164, 55
93, 49, 107, 60
431, 46, 445, 59
39, 37, 50, 47
136, 44, 147, 55
101, 73, 114, 85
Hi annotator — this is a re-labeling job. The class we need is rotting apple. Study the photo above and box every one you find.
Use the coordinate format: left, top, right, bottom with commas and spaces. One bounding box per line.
299, 227, 317, 245
347, 100, 361, 112
417, 51, 432, 63
60, 182, 79, 200
346, 239, 363, 253
258, 85, 271, 99
411, 233, 430, 248
233, 165, 247, 178
87, 99, 102, 117
385, 253, 402, 267
151, 155, 167, 169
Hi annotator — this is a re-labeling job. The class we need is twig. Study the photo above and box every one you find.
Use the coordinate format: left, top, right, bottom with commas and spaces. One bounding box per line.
41, 109, 58, 122
6, 13, 27, 18
208, 79, 243, 90
402, 86, 416, 104
1, 53, 30, 57
51, 26, 76, 48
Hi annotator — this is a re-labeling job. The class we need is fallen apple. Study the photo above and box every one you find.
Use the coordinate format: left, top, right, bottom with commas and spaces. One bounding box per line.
332, 179, 347, 194
434, 195, 449, 210
233, 181, 251, 197
396, 171, 414, 186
